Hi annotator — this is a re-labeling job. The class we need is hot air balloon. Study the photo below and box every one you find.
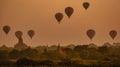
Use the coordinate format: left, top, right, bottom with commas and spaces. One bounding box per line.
3, 25, 11, 34
28, 30, 35, 39
109, 30, 117, 40
65, 7, 74, 18
83, 2, 90, 10
87, 29, 95, 40
15, 31, 23, 39
55, 13, 63, 24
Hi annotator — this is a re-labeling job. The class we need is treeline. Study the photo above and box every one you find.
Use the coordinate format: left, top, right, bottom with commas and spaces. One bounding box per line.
1, 58, 119, 67
0, 43, 120, 67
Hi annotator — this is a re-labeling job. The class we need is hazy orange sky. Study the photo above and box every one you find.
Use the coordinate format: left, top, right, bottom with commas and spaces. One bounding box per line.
0, 0, 120, 47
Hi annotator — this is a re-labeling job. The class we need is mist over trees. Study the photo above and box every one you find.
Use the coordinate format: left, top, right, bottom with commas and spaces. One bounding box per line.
0, 43, 120, 67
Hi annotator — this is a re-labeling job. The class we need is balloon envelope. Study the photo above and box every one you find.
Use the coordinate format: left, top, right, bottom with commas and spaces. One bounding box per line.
65, 7, 74, 18
28, 30, 35, 39
109, 30, 117, 40
83, 2, 90, 10
15, 31, 23, 39
55, 13, 63, 24
3, 25, 11, 34
87, 29, 95, 40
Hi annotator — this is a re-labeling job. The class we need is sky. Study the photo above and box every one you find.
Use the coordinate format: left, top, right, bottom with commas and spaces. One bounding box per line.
0, 0, 120, 47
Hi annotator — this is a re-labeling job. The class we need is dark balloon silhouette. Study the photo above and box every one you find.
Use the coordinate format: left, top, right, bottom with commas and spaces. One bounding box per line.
87, 29, 95, 40
65, 7, 74, 18
3, 25, 11, 34
15, 31, 23, 39
109, 30, 117, 40
55, 13, 63, 24
83, 2, 90, 10
28, 30, 35, 39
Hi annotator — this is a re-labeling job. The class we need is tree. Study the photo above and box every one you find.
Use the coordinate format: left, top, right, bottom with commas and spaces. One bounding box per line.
58, 59, 72, 67
20, 47, 39, 59
8, 49, 20, 59
87, 48, 100, 60
74, 45, 89, 52
0, 50, 9, 61
98, 46, 108, 55
79, 50, 89, 59
63, 47, 73, 53
16, 58, 35, 66
38, 60, 54, 67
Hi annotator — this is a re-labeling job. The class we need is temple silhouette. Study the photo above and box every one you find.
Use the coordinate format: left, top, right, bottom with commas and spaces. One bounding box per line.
14, 37, 28, 50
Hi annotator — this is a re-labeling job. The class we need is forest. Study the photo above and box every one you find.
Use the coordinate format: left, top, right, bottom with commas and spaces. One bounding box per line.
0, 43, 120, 67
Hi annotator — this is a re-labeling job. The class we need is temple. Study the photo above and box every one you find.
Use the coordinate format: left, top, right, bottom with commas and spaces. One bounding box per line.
14, 37, 28, 50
